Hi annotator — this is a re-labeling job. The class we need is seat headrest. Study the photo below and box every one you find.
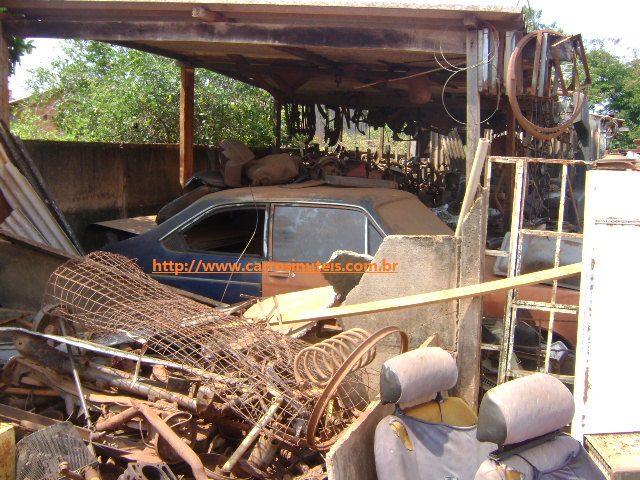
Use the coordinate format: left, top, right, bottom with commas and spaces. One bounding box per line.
477, 373, 574, 446
380, 347, 458, 404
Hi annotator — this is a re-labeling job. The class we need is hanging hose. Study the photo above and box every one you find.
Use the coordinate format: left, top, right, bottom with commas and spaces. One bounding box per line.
506, 30, 590, 141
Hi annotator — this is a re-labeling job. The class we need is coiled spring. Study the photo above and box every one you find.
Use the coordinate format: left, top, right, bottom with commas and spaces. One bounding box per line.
294, 328, 375, 387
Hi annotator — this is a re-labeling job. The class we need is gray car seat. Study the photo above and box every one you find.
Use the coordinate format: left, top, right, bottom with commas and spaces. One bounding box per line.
374, 347, 496, 480
475, 373, 605, 480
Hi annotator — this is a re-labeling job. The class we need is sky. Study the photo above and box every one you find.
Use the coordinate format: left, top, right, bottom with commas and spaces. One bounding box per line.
9, 0, 640, 100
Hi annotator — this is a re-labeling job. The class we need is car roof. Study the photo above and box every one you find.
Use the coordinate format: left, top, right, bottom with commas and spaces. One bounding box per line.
195, 185, 453, 236
200, 184, 415, 204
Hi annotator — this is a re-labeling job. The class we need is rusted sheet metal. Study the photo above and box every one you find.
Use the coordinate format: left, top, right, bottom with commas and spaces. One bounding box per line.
91, 215, 157, 236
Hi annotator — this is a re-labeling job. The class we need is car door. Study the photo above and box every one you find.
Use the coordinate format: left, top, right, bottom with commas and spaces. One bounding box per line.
262, 203, 384, 296
153, 204, 267, 304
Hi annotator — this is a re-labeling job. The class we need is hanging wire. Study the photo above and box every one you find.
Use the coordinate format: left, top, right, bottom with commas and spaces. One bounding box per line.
436, 22, 503, 127
220, 184, 260, 303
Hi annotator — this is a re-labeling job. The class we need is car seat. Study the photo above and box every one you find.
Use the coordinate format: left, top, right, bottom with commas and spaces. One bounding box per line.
475, 372, 605, 480
374, 347, 496, 480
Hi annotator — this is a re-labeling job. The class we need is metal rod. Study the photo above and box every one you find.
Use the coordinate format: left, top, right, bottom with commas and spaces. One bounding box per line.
58, 319, 93, 430
543, 164, 568, 372
222, 395, 283, 473
1, 327, 248, 387
498, 158, 527, 384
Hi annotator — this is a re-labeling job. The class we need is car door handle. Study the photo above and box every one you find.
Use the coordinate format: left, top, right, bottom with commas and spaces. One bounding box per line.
268, 270, 295, 278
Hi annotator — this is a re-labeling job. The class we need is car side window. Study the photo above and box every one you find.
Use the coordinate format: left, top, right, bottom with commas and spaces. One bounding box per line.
176, 207, 266, 256
272, 205, 368, 262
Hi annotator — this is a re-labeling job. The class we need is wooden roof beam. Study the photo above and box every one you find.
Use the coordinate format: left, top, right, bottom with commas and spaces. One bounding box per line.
192, 7, 234, 24
271, 45, 338, 69
3, 19, 467, 55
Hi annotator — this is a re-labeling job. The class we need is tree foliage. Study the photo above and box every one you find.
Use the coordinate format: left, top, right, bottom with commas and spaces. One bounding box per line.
0, 9, 35, 75
586, 42, 640, 147
8, 38, 35, 76
523, 7, 638, 148
12, 41, 274, 146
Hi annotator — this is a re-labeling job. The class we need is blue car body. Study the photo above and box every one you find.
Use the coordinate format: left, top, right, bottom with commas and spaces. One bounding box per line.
104, 185, 452, 304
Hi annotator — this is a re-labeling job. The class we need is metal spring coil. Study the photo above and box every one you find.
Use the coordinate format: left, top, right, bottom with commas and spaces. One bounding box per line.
293, 328, 375, 387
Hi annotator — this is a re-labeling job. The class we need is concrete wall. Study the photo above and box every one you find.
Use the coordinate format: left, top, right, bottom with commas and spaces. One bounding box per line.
0, 235, 69, 310
339, 193, 487, 409
22, 140, 221, 250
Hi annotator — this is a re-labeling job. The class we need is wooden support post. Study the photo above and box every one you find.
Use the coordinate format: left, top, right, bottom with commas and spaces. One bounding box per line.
465, 19, 480, 185
273, 98, 281, 153
0, 25, 10, 127
506, 103, 516, 156
179, 66, 194, 187
504, 108, 516, 230
0, 29, 11, 224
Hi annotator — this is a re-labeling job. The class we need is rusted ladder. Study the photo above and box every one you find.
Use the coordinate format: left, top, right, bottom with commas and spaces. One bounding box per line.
484, 156, 585, 386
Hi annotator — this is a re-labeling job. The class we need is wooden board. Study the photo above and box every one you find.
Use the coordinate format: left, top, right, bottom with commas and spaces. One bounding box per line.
243, 285, 335, 336
585, 432, 640, 479
278, 263, 582, 324
179, 66, 194, 186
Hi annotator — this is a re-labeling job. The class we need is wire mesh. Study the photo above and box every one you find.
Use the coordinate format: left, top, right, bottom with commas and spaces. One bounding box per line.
16, 422, 96, 480
42, 252, 376, 449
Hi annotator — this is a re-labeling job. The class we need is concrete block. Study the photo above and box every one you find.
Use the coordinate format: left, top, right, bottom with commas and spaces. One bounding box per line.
326, 401, 393, 480
341, 234, 458, 351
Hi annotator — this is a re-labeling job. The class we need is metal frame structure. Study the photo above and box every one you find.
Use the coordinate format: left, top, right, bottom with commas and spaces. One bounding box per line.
484, 156, 586, 385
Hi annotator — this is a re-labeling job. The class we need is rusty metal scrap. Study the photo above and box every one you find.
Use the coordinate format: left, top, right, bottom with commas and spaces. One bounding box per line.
0, 251, 408, 478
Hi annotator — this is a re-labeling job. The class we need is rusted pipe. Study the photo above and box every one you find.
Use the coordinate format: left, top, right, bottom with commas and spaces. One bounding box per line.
2, 387, 59, 396
136, 402, 207, 480
59, 462, 85, 480
14, 335, 200, 412
94, 407, 139, 432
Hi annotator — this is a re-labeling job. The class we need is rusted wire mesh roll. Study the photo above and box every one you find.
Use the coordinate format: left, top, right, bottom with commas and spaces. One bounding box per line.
42, 252, 385, 449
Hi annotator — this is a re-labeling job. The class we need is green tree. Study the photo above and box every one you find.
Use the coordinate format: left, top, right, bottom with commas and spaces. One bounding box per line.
586, 43, 639, 147
8, 38, 34, 75
523, 7, 638, 148
0, 9, 35, 74
11, 40, 274, 146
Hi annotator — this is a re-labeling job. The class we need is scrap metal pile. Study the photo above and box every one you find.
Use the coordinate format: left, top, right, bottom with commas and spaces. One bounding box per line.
0, 252, 404, 479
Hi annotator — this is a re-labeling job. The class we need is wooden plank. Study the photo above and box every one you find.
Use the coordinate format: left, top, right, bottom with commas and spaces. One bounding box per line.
277, 263, 582, 324
273, 98, 281, 152
1, 1, 523, 28
454, 138, 489, 237
179, 66, 194, 187
0, 423, 15, 480
243, 285, 335, 336
465, 26, 480, 183
3, 20, 467, 55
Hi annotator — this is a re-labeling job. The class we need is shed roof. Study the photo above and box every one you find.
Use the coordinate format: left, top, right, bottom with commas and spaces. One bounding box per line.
3, 1, 524, 112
